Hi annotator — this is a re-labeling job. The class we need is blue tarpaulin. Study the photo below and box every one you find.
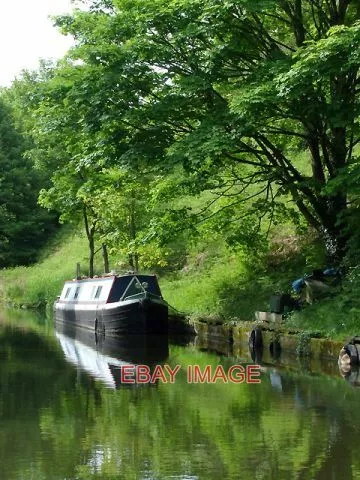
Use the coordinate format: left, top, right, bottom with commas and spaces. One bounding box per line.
291, 268, 342, 293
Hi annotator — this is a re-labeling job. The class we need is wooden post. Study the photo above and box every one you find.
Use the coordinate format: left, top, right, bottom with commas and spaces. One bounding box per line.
76, 263, 81, 280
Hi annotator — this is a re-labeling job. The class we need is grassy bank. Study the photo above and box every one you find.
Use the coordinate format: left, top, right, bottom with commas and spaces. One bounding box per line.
284, 275, 360, 340
0, 227, 288, 315
162, 250, 286, 320
1, 227, 360, 341
0, 228, 98, 308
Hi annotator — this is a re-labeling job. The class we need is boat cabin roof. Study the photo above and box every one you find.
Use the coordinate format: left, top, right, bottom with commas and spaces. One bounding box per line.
59, 274, 162, 303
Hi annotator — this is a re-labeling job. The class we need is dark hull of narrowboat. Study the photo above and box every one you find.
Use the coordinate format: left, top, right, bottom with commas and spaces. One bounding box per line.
54, 298, 169, 335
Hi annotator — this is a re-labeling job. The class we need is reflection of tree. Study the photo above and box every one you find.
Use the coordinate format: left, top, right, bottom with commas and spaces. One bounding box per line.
1, 317, 360, 479
63, 350, 360, 480
0, 322, 101, 480
258, 372, 360, 480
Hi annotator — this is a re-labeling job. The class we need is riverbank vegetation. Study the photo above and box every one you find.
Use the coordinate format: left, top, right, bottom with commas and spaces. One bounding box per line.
1, 0, 360, 338
2, 224, 360, 339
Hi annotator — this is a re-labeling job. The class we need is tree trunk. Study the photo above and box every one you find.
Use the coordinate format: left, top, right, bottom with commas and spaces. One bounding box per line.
76, 263, 81, 280
83, 206, 95, 278
102, 243, 110, 273
128, 254, 135, 271
322, 193, 349, 263
293, 0, 305, 46
128, 200, 139, 272
89, 237, 95, 278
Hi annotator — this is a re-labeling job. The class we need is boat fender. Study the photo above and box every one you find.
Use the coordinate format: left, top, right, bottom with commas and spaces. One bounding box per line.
249, 327, 263, 350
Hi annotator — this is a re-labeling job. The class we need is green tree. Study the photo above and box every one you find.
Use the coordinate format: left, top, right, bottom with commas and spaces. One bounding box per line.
52, 0, 360, 262
0, 98, 56, 266
12, 58, 177, 274
9, 64, 114, 277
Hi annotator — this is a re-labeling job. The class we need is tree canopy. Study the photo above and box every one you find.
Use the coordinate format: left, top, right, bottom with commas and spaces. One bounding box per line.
6, 0, 360, 271
0, 98, 56, 267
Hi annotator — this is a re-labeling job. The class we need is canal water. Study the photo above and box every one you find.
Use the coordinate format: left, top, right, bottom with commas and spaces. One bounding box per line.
0, 308, 360, 480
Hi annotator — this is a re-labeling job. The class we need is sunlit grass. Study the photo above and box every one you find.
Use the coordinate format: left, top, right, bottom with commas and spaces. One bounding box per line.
162, 257, 246, 316
161, 236, 278, 320
285, 285, 360, 339
0, 229, 104, 308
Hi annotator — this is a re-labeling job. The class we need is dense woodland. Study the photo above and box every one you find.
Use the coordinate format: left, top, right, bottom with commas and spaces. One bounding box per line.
2, 0, 360, 325
0, 100, 56, 266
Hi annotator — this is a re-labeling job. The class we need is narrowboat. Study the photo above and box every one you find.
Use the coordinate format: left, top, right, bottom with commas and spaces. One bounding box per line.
54, 273, 168, 335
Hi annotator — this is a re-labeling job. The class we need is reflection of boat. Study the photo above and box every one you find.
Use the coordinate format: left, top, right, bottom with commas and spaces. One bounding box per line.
54, 274, 168, 335
55, 323, 169, 389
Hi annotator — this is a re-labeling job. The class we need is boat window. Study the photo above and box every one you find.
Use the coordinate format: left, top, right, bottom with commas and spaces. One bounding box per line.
137, 276, 161, 295
64, 287, 71, 299
107, 275, 163, 303
122, 279, 143, 299
90, 286, 97, 298
94, 286, 102, 299
74, 286, 80, 299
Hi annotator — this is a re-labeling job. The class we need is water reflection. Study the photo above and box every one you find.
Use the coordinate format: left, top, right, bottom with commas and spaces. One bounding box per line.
55, 324, 169, 389
0, 309, 360, 479
249, 345, 263, 364
339, 364, 360, 387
